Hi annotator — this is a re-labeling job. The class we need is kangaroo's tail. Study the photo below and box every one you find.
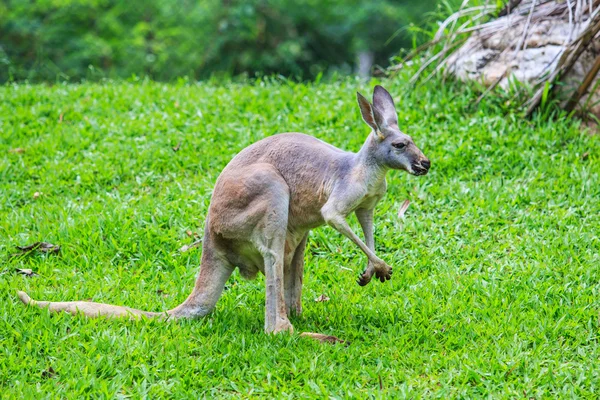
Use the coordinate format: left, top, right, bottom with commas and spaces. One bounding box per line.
17, 291, 167, 319
17, 238, 235, 320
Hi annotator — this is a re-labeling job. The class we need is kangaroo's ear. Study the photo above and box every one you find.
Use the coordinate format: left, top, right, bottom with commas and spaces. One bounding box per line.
357, 92, 379, 133
372, 85, 398, 130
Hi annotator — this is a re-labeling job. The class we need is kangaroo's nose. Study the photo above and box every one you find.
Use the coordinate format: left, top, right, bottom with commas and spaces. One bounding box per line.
421, 159, 430, 170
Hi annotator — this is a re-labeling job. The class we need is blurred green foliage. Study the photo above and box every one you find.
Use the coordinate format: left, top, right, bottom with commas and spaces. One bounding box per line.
0, 0, 439, 82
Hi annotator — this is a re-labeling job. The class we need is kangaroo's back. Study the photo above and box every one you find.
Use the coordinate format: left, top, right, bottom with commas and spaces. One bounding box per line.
217, 133, 355, 230
224, 132, 350, 173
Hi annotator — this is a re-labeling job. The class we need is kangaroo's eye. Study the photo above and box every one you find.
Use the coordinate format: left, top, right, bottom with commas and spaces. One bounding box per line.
392, 142, 406, 150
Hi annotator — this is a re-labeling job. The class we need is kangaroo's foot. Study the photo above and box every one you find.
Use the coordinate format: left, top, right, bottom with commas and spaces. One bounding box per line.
267, 318, 294, 334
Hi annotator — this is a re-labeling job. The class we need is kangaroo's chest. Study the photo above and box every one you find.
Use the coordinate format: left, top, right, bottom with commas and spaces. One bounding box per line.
357, 177, 387, 209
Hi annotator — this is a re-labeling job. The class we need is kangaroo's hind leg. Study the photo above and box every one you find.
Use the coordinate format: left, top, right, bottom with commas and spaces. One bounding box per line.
168, 230, 235, 318
210, 163, 292, 334
285, 232, 308, 316
252, 188, 292, 334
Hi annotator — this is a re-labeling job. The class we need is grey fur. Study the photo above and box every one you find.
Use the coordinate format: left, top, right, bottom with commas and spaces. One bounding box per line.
18, 85, 430, 334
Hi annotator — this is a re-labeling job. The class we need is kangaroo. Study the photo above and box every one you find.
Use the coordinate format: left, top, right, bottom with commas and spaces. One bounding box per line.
18, 85, 430, 334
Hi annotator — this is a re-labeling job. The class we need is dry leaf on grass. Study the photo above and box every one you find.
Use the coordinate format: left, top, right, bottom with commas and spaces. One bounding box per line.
16, 268, 38, 277
172, 141, 182, 152
300, 332, 348, 345
398, 199, 411, 218
41, 366, 56, 379
179, 239, 202, 253
9, 148, 25, 154
185, 230, 199, 238
314, 294, 330, 302
16, 242, 60, 254
12, 242, 61, 258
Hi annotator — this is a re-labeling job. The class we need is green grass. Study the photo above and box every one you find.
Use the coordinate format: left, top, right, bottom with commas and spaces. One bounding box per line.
1, 76, 599, 398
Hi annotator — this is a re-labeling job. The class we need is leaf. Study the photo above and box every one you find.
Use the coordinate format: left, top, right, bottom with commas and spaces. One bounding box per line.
398, 199, 411, 218
314, 294, 330, 302
172, 141, 182, 152
16, 268, 38, 277
185, 230, 199, 238
12, 242, 61, 258
300, 332, 348, 345
541, 81, 551, 110
9, 148, 25, 154
16, 242, 60, 253
179, 239, 202, 253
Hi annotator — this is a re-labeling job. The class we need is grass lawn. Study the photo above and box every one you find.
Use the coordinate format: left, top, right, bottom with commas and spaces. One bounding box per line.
1, 77, 600, 398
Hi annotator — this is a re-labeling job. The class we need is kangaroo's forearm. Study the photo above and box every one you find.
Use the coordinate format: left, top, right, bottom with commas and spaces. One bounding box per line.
327, 215, 381, 263
356, 208, 375, 251
356, 208, 378, 285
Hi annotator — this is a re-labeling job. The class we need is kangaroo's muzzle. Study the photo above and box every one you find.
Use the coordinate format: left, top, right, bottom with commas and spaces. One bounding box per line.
411, 158, 430, 176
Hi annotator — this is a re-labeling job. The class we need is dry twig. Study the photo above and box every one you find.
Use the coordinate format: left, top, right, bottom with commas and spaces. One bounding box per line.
565, 53, 600, 112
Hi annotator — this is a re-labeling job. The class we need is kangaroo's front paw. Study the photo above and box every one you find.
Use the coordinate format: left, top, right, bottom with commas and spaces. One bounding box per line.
373, 260, 392, 283
357, 261, 376, 286
375, 267, 392, 282
357, 269, 373, 286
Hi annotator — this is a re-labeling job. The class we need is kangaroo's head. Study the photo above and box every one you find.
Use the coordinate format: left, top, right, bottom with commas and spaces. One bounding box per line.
357, 85, 430, 176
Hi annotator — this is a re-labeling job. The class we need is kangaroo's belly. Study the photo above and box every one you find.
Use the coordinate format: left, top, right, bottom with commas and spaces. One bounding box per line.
225, 230, 309, 280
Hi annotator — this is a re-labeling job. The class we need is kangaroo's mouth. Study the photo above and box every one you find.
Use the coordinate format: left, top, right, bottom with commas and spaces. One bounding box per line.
411, 160, 430, 176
